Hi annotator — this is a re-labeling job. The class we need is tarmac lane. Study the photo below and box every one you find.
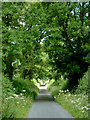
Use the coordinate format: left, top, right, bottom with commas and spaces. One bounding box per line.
27, 85, 76, 119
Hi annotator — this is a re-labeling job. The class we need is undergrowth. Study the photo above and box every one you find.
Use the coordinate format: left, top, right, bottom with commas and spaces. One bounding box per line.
47, 71, 89, 118
2, 75, 39, 119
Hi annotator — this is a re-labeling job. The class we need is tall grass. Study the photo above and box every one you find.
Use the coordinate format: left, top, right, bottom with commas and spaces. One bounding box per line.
2, 75, 39, 119
47, 71, 89, 118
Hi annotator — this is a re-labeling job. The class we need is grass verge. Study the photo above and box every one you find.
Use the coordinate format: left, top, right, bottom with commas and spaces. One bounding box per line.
47, 72, 89, 119
2, 76, 39, 119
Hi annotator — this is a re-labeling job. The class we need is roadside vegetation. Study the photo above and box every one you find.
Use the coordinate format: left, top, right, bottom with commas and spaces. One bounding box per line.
2, 75, 39, 119
47, 71, 89, 118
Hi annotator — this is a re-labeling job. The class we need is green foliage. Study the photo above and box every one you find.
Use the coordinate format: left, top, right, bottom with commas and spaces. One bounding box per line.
43, 2, 89, 90
47, 79, 61, 96
2, 2, 48, 81
2, 75, 14, 99
75, 72, 88, 94
48, 71, 88, 95
2, 76, 39, 119
2, 95, 34, 119
48, 72, 89, 118
2, 2, 89, 89
12, 78, 39, 97
60, 79, 70, 90
55, 92, 88, 118
2, 2, 89, 118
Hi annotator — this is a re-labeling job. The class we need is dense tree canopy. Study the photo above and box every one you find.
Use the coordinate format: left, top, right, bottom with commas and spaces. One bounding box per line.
2, 2, 90, 90
42, 2, 90, 89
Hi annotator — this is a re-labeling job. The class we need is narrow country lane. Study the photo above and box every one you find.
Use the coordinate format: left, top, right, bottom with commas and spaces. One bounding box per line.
27, 85, 76, 119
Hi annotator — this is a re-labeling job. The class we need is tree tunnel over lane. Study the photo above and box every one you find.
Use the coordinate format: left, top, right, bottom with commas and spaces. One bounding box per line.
2, 2, 89, 119
2, 2, 89, 91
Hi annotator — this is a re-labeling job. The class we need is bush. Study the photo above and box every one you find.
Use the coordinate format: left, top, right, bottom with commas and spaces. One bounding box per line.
75, 72, 88, 94
60, 79, 70, 90
12, 78, 39, 96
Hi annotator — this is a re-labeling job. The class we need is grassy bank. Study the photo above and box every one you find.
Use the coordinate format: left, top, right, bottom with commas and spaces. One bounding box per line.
2, 76, 39, 119
47, 72, 89, 119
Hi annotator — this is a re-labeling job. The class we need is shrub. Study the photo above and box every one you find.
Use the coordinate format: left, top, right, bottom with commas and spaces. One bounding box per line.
75, 72, 88, 94
60, 79, 70, 90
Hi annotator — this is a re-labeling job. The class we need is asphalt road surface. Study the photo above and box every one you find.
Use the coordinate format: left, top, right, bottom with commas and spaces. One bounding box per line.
27, 85, 76, 119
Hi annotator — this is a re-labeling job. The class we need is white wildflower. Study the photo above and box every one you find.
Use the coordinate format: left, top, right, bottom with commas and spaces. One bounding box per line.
82, 107, 84, 110
5, 98, 9, 100
84, 106, 87, 109
67, 89, 69, 92
20, 97, 24, 99
13, 88, 15, 90
13, 94, 18, 97
5, 96, 13, 99
86, 108, 89, 110
22, 90, 26, 92
65, 90, 67, 93
78, 102, 81, 105
20, 93, 23, 96
78, 98, 80, 100
17, 102, 19, 104
82, 111, 84, 113
15, 96, 19, 98
71, 100, 75, 103
61, 90, 63, 92
82, 106, 88, 110
59, 90, 62, 92
71, 100, 74, 103
9, 96, 13, 99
